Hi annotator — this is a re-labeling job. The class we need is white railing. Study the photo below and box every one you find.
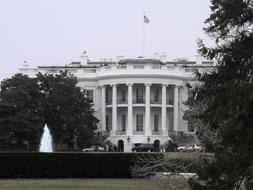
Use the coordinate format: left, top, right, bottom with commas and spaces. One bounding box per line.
152, 130, 162, 135
116, 130, 126, 135
133, 130, 145, 135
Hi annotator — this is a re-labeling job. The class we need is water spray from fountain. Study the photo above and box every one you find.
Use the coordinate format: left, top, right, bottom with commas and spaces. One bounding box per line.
39, 124, 53, 152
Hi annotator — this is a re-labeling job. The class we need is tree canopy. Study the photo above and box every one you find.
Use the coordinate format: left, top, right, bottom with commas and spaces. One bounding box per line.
0, 74, 43, 150
186, 0, 253, 189
0, 72, 98, 150
37, 72, 98, 148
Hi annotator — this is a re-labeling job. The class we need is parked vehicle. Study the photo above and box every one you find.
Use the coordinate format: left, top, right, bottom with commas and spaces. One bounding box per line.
82, 146, 104, 152
177, 144, 203, 152
132, 144, 154, 152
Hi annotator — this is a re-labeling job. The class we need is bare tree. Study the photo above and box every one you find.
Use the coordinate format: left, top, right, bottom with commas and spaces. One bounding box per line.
131, 153, 208, 190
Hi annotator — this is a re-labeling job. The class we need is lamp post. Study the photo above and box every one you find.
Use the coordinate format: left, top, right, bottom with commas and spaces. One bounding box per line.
147, 136, 150, 143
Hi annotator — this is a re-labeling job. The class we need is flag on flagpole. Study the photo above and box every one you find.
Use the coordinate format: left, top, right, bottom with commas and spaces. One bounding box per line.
144, 15, 150, 23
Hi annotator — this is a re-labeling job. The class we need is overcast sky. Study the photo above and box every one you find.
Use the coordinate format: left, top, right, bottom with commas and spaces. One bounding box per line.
0, 0, 212, 80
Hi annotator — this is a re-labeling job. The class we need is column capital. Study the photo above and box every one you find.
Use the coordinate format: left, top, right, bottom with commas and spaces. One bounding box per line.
162, 83, 168, 87
97, 85, 105, 89
145, 83, 152, 86
110, 83, 117, 87
126, 83, 133, 86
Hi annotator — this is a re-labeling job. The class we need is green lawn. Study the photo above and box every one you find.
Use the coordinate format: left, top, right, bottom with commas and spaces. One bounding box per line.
0, 179, 166, 190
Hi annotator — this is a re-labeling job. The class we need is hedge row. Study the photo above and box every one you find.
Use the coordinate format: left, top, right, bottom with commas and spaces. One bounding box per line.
0, 152, 163, 178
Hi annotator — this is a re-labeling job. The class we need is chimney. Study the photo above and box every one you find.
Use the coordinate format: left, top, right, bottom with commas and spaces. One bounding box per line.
196, 54, 202, 65
22, 60, 29, 68
154, 52, 159, 59
116, 55, 124, 62
80, 51, 88, 65
159, 52, 167, 63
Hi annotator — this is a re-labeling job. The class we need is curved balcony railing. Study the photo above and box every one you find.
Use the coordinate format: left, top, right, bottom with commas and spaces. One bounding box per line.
133, 98, 145, 104
150, 98, 162, 104
106, 98, 174, 105
117, 99, 128, 104
166, 100, 174, 105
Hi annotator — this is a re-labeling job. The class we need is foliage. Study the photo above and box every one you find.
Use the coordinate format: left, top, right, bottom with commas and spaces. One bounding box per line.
185, 0, 253, 189
0, 72, 98, 150
0, 74, 43, 150
37, 71, 98, 148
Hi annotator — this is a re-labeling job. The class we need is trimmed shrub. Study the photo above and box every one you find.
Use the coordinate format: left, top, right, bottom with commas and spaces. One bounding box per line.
0, 152, 162, 178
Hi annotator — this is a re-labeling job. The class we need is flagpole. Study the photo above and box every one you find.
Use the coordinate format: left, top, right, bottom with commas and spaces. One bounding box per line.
142, 11, 145, 57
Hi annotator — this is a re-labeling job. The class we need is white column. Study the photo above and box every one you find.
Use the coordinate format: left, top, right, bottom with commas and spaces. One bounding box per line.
145, 83, 151, 135
162, 84, 167, 136
174, 85, 179, 131
101, 85, 106, 133
127, 83, 133, 136
112, 84, 117, 135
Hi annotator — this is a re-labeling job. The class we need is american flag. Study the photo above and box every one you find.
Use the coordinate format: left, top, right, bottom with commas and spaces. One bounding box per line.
144, 15, 150, 24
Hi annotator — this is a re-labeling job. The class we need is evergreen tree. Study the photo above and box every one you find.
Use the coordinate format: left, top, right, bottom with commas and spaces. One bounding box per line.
187, 0, 253, 189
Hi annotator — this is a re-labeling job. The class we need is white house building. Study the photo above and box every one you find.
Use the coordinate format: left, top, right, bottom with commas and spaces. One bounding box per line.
20, 52, 214, 152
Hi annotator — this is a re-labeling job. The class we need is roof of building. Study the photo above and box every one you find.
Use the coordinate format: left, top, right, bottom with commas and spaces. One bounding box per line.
118, 59, 163, 65
166, 61, 213, 65
37, 59, 213, 69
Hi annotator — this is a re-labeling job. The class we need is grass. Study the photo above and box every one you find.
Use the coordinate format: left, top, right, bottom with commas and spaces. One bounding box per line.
164, 152, 214, 160
0, 179, 165, 190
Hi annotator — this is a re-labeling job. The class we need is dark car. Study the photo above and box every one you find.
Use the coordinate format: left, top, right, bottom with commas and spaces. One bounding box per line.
132, 144, 154, 152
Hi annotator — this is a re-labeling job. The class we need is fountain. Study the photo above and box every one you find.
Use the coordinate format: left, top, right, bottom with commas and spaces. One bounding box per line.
39, 124, 53, 152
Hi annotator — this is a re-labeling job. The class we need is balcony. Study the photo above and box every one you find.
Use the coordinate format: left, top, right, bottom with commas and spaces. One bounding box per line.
152, 130, 162, 135
150, 98, 162, 104
106, 99, 112, 105
116, 130, 126, 135
133, 130, 145, 135
133, 98, 145, 104
166, 100, 174, 105
117, 99, 128, 104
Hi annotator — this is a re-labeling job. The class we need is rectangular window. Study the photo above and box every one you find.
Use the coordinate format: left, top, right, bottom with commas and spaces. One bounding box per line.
154, 114, 159, 131
106, 115, 112, 132
154, 89, 159, 102
106, 115, 109, 132
85, 90, 93, 103
136, 114, 143, 131
122, 88, 126, 103
168, 108, 174, 132
136, 88, 144, 103
106, 89, 109, 103
122, 115, 126, 131
167, 87, 174, 105
106, 89, 112, 104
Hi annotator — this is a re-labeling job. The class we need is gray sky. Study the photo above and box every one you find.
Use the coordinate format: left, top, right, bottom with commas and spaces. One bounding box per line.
0, 0, 212, 80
